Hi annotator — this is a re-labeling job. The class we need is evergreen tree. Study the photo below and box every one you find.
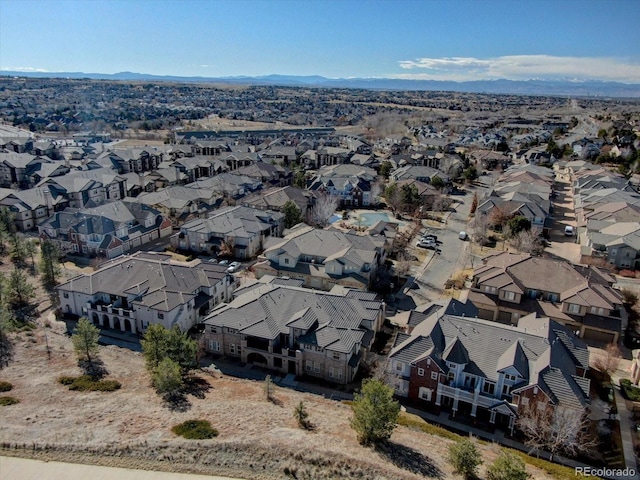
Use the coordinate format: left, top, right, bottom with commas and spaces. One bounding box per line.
350, 379, 400, 445
283, 200, 303, 228
71, 317, 100, 370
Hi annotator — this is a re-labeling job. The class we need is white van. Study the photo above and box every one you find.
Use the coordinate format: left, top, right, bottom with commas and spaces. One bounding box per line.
459, 231, 467, 240
564, 225, 574, 236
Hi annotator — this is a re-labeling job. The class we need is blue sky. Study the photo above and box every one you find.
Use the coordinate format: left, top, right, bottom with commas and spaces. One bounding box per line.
1, 0, 639, 82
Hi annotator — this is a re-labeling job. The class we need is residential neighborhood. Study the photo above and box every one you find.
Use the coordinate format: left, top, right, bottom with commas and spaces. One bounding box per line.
1, 74, 640, 479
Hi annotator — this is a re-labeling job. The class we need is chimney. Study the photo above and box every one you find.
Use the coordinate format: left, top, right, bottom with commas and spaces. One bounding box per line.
43, 187, 53, 210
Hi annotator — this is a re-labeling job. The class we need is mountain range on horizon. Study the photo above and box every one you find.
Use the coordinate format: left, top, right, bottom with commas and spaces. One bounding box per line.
2, 70, 640, 98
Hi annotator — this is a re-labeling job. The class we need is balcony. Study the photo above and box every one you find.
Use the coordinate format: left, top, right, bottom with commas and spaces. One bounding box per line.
86, 301, 134, 318
437, 384, 501, 409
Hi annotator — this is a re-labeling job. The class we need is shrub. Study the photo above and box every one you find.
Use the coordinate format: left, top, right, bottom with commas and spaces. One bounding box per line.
58, 375, 121, 392
172, 419, 219, 439
487, 450, 529, 480
447, 438, 482, 479
620, 379, 640, 401
0, 396, 19, 406
0, 380, 13, 392
621, 288, 639, 306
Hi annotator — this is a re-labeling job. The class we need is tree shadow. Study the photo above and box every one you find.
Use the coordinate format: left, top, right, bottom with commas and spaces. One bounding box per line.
78, 358, 109, 379
163, 391, 191, 412
375, 441, 443, 478
183, 375, 212, 399
267, 395, 284, 407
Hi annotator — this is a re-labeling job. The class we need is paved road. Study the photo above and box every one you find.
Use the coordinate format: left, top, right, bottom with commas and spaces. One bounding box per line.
411, 182, 487, 303
0, 456, 244, 480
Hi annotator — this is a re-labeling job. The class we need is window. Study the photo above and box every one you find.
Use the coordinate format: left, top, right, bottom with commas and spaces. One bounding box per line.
447, 372, 455, 383
548, 293, 559, 303
504, 373, 517, 382
157, 312, 164, 319
431, 372, 438, 380
313, 361, 320, 373
208, 340, 220, 352
484, 285, 496, 294
417, 368, 425, 377
210, 326, 217, 333
483, 381, 495, 395
568, 303, 581, 314
419, 387, 432, 401
305, 360, 313, 372
63, 293, 69, 298
229, 344, 241, 355
504, 291, 515, 301
284, 258, 289, 264
395, 361, 404, 372
520, 397, 529, 406
502, 384, 511, 396
590, 306, 605, 316
329, 367, 343, 379
332, 352, 340, 360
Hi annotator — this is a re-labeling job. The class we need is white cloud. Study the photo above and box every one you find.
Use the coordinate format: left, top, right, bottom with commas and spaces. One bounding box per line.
396, 55, 640, 83
0, 66, 49, 73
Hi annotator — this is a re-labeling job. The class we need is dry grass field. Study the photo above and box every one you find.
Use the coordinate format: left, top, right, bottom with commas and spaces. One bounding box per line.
0, 258, 558, 480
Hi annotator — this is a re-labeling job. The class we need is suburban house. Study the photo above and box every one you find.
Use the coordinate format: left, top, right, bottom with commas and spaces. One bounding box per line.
39, 200, 173, 258
57, 252, 236, 333
202, 277, 385, 384
466, 252, 624, 344
0, 186, 68, 231
387, 312, 590, 434
253, 224, 387, 291
171, 205, 284, 259
0, 152, 50, 188
307, 164, 377, 208
136, 185, 221, 226
38, 169, 128, 209
241, 186, 315, 217
390, 165, 449, 184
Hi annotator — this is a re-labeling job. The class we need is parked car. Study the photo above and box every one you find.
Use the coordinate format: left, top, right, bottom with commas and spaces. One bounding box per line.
564, 225, 574, 236
226, 261, 242, 273
416, 238, 437, 249
219, 260, 229, 266
459, 231, 468, 240
422, 234, 438, 242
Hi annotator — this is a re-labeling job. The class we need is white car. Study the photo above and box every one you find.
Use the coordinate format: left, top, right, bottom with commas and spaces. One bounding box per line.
564, 225, 574, 236
226, 261, 242, 273
416, 238, 436, 249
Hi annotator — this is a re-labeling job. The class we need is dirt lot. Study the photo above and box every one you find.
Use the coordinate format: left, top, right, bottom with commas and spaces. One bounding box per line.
0, 260, 556, 480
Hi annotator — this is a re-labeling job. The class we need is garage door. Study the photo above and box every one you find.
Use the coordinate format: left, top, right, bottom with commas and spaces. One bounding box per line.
477, 309, 494, 321
497, 311, 513, 325
582, 329, 615, 345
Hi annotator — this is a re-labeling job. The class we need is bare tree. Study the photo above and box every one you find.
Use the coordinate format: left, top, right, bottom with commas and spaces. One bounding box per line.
474, 212, 489, 246
384, 183, 404, 214
509, 228, 544, 255
517, 403, 596, 460
369, 180, 384, 207
394, 253, 412, 281
488, 205, 510, 231
311, 193, 340, 227
592, 343, 622, 380
219, 237, 236, 258
431, 193, 452, 213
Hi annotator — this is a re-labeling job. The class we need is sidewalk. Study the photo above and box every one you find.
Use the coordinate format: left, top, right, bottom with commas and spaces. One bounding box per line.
611, 366, 640, 475
0, 456, 243, 480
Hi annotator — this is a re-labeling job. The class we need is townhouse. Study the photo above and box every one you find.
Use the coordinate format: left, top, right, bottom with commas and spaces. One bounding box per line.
467, 252, 624, 344
57, 252, 236, 333
387, 312, 590, 434
253, 224, 387, 291
39, 200, 172, 258
171, 205, 284, 259
202, 277, 385, 384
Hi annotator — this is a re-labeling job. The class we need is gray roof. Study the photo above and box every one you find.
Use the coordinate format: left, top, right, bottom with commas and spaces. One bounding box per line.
389, 314, 590, 409
204, 283, 382, 353
57, 252, 228, 313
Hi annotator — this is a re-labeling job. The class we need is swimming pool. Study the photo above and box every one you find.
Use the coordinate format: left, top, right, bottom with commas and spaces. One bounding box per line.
329, 214, 341, 224
358, 212, 405, 227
